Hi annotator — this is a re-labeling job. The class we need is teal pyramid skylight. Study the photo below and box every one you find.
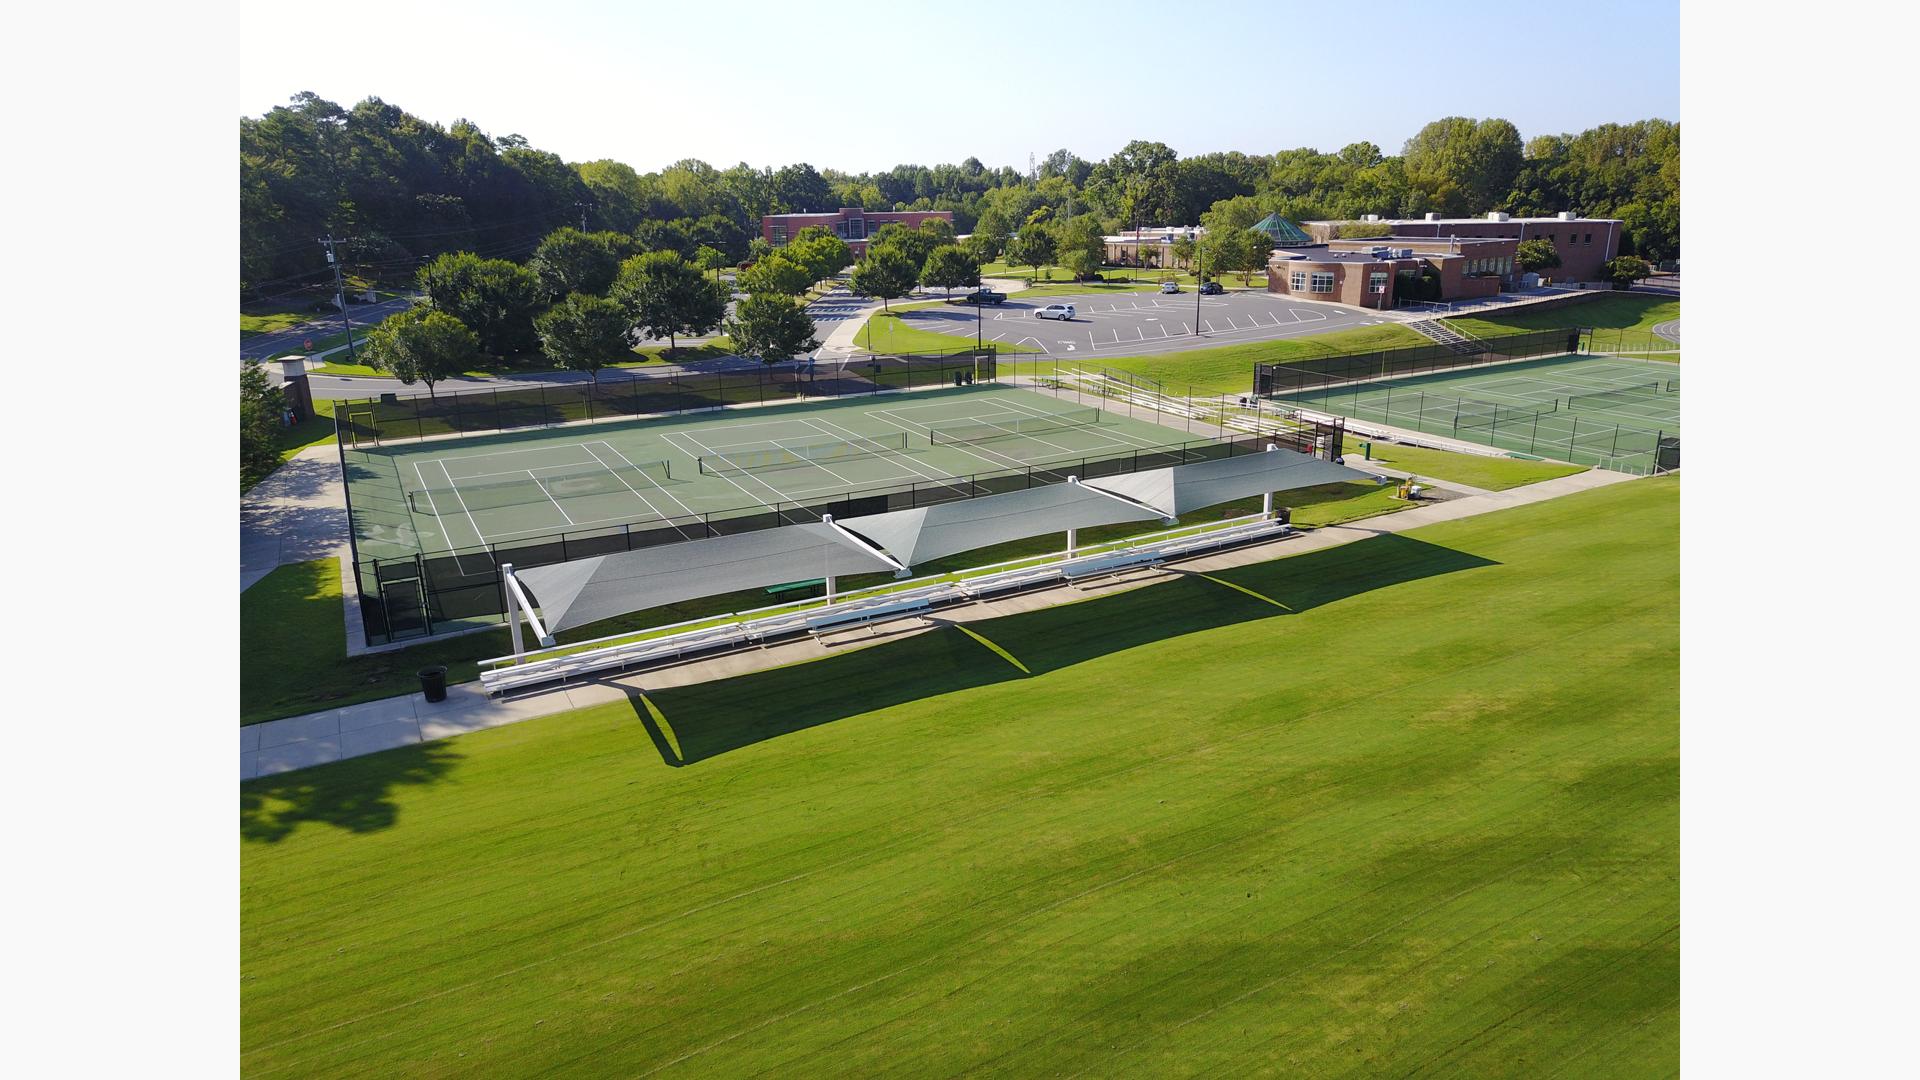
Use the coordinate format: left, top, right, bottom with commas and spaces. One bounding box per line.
1251, 213, 1312, 245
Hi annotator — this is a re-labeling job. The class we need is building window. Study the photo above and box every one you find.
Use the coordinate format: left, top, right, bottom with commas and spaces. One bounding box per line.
850, 219, 865, 240
1311, 272, 1334, 294
1289, 270, 1306, 291
1369, 272, 1387, 294
1583, 233, 1592, 245
771, 226, 787, 246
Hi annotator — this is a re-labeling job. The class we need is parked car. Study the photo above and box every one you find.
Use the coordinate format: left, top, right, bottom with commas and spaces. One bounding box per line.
962, 289, 1007, 305
1034, 303, 1076, 320
1198, 280, 1224, 295
1159, 281, 1180, 294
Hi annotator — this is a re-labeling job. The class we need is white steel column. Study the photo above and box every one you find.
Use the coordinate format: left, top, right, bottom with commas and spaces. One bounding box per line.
502, 562, 525, 660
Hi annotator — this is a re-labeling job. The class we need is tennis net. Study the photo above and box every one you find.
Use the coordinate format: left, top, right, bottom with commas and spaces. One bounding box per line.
1566, 382, 1663, 411
698, 431, 912, 474
1453, 398, 1557, 432
409, 458, 672, 513
928, 408, 1101, 445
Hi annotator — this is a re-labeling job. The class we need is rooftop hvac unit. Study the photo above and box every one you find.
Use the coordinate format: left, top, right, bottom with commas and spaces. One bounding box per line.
1557, 211, 1578, 220
1425, 212, 1441, 221
1486, 211, 1510, 222
1362, 213, 1381, 221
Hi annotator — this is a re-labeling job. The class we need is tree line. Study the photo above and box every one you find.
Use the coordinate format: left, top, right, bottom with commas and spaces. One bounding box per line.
242, 94, 1679, 303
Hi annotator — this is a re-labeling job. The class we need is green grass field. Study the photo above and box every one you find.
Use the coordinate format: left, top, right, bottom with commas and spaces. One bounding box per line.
243, 476, 1678, 1075
1008, 321, 1428, 397
855, 311, 1040, 353
1348, 438, 1587, 491
1450, 293, 1677, 338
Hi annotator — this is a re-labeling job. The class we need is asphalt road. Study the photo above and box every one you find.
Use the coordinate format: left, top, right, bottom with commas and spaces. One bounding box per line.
898, 289, 1388, 357
240, 297, 416, 361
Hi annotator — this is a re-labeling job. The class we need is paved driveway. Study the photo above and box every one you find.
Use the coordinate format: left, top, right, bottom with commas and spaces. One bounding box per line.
892, 290, 1388, 356
241, 297, 416, 362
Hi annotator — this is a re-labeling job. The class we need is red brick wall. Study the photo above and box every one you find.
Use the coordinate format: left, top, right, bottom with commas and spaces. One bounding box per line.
761, 209, 954, 256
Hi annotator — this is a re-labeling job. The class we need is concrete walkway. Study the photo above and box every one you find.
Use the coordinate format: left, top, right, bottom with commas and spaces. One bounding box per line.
240, 444, 348, 592
241, 467, 1636, 782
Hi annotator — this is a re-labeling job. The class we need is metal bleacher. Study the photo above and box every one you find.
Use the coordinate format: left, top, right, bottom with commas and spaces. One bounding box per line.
478, 516, 1293, 696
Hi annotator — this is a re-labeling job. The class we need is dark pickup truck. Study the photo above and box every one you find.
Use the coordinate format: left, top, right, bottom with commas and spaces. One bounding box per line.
961, 289, 1007, 305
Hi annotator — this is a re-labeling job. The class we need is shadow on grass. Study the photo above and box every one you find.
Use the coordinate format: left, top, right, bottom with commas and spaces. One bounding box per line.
240, 741, 463, 844
634, 533, 1496, 767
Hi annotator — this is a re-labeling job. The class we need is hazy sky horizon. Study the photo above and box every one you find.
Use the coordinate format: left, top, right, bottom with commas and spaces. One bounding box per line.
239, 0, 1678, 174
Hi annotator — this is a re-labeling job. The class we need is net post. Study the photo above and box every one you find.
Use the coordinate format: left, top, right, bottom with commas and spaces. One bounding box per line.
1066, 476, 1078, 555
1263, 443, 1277, 517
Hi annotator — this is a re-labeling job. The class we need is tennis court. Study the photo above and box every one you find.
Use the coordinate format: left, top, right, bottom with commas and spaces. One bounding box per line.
343, 385, 1194, 567
1276, 353, 1679, 472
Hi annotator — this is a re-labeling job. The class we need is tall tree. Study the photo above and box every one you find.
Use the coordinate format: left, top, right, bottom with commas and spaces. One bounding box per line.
1604, 255, 1653, 290
919, 244, 980, 296
1402, 117, 1524, 215
534, 293, 633, 381
529, 228, 630, 298
1516, 238, 1561, 273
361, 306, 481, 396
849, 245, 918, 311
239, 361, 286, 489
737, 253, 812, 296
725, 294, 819, 362
415, 252, 543, 356
785, 230, 853, 288
612, 251, 728, 353
1003, 230, 1055, 280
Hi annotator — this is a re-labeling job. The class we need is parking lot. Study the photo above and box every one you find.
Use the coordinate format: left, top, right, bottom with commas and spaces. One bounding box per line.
893, 289, 1392, 356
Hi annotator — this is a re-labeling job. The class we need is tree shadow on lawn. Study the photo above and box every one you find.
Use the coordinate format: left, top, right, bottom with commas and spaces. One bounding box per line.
633, 533, 1497, 767
240, 741, 462, 844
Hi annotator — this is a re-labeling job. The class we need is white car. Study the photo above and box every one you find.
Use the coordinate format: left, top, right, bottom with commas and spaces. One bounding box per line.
1034, 303, 1076, 320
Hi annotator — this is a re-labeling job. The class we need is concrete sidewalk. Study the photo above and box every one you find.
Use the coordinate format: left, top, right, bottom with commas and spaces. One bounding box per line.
240, 444, 348, 592
241, 467, 1636, 782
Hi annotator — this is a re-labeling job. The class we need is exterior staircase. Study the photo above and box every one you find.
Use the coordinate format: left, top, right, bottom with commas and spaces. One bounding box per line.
1407, 318, 1483, 355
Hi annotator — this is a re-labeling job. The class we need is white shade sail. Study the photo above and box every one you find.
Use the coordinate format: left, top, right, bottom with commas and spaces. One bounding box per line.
515, 522, 899, 633
1083, 447, 1367, 517
838, 481, 1164, 567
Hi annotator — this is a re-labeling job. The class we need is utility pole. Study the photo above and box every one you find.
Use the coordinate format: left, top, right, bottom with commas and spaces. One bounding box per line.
318, 234, 356, 361
1193, 230, 1203, 336
576, 201, 589, 231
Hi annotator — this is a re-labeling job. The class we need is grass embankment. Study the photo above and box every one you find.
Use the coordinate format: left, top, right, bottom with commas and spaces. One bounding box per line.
1348, 437, 1587, 491
1452, 294, 1680, 363
243, 476, 1678, 1076
239, 476, 1409, 725
1009, 321, 1428, 397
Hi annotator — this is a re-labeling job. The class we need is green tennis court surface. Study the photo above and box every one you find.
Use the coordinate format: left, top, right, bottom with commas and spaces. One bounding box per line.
344, 386, 1191, 564
1278, 353, 1679, 472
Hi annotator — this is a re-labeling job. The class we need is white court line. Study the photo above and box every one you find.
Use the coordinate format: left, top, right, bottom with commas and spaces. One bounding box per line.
660, 430, 781, 509
993, 396, 1174, 452
586, 441, 702, 522
428, 443, 604, 477
667, 429, 836, 509
863, 406, 1037, 473
764, 436, 866, 488
410, 461, 454, 550
579, 442, 696, 541
527, 470, 578, 525
794, 416, 956, 485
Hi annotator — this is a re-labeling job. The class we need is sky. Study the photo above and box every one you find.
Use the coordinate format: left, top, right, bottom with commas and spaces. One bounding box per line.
238, 0, 1678, 174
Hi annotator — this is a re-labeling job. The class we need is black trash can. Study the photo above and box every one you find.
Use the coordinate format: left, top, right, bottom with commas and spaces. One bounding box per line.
418, 665, 449, 703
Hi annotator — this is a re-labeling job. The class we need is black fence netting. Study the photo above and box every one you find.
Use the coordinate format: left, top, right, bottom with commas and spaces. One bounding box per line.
1253, 327, 1584, 398
353, 425, 1319, 644
335, 348, 997, 447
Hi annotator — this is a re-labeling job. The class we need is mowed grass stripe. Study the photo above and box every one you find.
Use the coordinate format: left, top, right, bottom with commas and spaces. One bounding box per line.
243, 477, 1677, 1077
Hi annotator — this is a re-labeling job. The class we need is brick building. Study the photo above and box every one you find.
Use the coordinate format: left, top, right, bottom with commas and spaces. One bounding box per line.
1302, 212, 1623, 283
760, 208, 955, 257
1266, 235, 1521, 310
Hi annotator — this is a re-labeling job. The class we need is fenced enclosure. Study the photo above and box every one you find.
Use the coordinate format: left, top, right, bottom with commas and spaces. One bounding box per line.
1271, 352, 1679, 475
335, 348, 998, 448
1252, 327, 1585, 399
